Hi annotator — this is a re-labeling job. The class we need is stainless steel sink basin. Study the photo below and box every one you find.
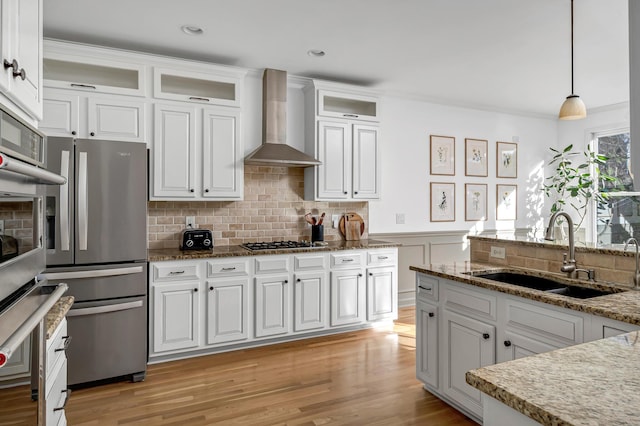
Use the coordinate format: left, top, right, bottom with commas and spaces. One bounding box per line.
469, 271, 621, 299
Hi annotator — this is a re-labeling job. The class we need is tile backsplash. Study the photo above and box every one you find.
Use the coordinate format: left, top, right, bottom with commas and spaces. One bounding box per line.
148, 166, 369, 249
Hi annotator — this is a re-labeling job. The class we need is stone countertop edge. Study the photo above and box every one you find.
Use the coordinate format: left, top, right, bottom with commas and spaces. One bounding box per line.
467, 235, 635, 256
465, 331, 640, 426
148, 239, 401, 262
410, 263, 640, 326
45, 295, 74, 339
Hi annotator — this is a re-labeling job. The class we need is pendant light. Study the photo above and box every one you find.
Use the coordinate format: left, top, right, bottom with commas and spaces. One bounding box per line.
559, 0, 586, 120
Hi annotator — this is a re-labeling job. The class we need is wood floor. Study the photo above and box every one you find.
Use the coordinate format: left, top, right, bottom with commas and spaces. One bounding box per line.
1, 307, 477, 425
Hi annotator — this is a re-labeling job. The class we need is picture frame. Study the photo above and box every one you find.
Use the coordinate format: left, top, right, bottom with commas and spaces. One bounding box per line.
465, 138, 488, 177
430, 182, 455, 222
496, 184, 517, 220
430, 135, 455, 176
496, 141, 518, 178
465, 183, 488, 221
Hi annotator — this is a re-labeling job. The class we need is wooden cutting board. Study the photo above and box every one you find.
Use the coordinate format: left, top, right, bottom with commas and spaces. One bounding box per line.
339, 213, 365, 241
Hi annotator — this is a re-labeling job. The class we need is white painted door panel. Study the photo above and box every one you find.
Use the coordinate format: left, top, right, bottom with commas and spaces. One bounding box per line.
294, 271, 326, 332
255, 275, 290, 337
40, 91, 79, 137
416, 300, 438, 389
152, 281, 200, 353
202, 107, 241, 198
317, 120, 350, 199
207, 278, 248, 344
367, 266, 396, 321
352, 124, 379, 199
330, 269, 365, 326
88, 97, 146, 142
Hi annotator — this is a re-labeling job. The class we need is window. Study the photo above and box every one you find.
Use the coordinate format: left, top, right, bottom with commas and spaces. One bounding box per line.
593, 128, 637, 245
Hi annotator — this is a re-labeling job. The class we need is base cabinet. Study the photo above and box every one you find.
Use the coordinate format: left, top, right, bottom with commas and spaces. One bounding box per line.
330, 269, 365, 327
152, 280, 201, 353
294, 271, 326, 332
254, 275, 290, 338
366, 266, 396, 321
206, 278, 248, 345
416, 300, 438, 389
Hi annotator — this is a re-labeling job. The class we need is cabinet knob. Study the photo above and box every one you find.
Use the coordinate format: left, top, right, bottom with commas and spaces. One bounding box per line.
369, 272, 373, 276
284, 280, 288, 284
296, 278, 301, 282
504, 340, 512, 347
3, 59, 17, 71
90, 132, 95, 137
14, 67, 26, 80
190, 189, 195, 193
209, 286, 214, 291
354, 191, 358, 195
205, 189, 209, 193
358, 273, 363, 277
428, 312, 435, 318
193, 288, 198, 292
71, 131, 77, 136
482, 333, 490, 340
344, 191, 348, 195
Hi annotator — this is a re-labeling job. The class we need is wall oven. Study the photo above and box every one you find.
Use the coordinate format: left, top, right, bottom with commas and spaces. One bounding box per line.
0, 107, 45, 167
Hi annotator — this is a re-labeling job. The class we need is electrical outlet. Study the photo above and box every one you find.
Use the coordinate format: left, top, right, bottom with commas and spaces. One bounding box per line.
490, 246, 506, 259
332, 214, 340, 228
185, 216, 196, 228
0, 220, 4, 234
395, 213, 405, 224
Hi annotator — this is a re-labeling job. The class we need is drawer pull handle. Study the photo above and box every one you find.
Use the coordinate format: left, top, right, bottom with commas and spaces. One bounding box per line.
54, 389, 72, 411
169, 271, 185, 275
378, 256, 388, 260
55, 335, 72, 352
343, 113, 359, 118
221, 267, 236, 271
189, 96, 210, 102
342, 258, 354, 262
70, 83, 96, 89
418, 286, 432, 291
428, 312, 435, 318
504, 340, 512, 347
482, 333, 490, 340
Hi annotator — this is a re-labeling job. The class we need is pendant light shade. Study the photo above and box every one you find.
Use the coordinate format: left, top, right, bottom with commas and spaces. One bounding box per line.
559, 0, 586, 120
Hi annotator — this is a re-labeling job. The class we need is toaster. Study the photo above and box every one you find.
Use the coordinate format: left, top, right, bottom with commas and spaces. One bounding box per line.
180, 228, 213, 250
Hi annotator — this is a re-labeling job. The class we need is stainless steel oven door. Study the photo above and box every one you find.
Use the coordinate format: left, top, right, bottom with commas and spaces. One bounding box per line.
0, 108, 45, 167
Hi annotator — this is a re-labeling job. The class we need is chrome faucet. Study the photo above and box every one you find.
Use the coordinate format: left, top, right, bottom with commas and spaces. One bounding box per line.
623, 237, 640, 290
544, 211, 577, 277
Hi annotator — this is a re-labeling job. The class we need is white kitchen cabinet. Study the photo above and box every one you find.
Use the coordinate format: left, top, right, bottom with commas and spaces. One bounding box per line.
442, 309, 495, 420
0, 0, 42, 122
366, 266, 396, 321
589, 316, 640, 340
151, 102, 242, 200
40, 88, 147, 142
153, 67, 242, 107
304, 81, 380, 201
499, 329, 558, 362
416, 300, 438, 389
330, 269, 366, 326
0, 338, 30, 382
45, 318, 69, 426
293, 271, 326, 332
254, 274, 290, 337
206, 278, 248, 344
152, 280, 201, 353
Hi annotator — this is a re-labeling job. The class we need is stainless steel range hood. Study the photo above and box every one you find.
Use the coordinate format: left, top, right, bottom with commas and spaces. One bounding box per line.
245, 69, 321, 167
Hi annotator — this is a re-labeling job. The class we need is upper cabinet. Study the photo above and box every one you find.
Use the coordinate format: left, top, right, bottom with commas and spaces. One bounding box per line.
153, 68, 241, 107
304, 80, 381, 201
0, 0, 43, 123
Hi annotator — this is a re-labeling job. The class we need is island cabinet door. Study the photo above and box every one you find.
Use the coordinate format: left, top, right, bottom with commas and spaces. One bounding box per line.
441, 309, 495, 419
416, 300, 438, 389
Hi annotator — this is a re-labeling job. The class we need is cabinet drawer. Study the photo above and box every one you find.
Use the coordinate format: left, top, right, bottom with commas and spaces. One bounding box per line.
207, 260, 248, 277
416, 274, 439, 302
46, 360, 68, 426
443, 283, 497, 322
367, 250, 395, 266
46, 319, 68, 376
330, 253, 363, 269
505, 298, 584, 345
152, 262, 200, 282
254, 256, 289, 274
294, 254, 326, 271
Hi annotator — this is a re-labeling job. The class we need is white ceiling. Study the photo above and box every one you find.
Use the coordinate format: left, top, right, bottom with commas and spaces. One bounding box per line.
43, 0, 629, 118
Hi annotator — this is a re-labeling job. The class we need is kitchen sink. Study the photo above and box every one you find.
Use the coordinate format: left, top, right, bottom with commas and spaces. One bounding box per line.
468, 271, 621, 299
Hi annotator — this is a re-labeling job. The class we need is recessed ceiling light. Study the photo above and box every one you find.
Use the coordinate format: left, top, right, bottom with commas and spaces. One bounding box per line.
307, 49, 326, 57
181, 25, 204, 36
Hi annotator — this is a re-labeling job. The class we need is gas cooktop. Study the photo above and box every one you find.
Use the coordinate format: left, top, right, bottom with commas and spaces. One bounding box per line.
241, 241, 313, 251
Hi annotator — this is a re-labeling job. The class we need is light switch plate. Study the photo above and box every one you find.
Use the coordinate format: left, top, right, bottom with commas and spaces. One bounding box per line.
490, 246, 506, 259
396, 213, 405, 224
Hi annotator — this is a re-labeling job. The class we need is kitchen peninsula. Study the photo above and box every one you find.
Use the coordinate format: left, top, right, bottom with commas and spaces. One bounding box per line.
411, 235, 640, 425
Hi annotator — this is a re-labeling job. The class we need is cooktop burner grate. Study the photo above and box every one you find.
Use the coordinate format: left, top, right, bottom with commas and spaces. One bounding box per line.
241, 241, 312, 251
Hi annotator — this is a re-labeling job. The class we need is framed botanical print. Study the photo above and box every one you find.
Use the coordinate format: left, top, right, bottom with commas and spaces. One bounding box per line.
496, 184, 517, 220
465, 183, 488, 221
430, 135, 455, 175
465, 138, 488, 177
497, 141, 518, 178
430, 182, 455, 222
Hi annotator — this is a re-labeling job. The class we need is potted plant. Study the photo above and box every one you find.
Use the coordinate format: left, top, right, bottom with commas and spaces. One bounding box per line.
542, 144, 618, 231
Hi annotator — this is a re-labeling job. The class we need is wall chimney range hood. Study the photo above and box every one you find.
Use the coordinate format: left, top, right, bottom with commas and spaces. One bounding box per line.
244, 69, 321, 167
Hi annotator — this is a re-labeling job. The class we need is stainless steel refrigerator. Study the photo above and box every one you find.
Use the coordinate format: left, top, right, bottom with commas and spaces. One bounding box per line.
42, 137, 148, 386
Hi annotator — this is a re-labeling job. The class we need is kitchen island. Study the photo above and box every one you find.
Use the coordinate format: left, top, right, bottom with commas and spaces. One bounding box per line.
410, 262, 640, 424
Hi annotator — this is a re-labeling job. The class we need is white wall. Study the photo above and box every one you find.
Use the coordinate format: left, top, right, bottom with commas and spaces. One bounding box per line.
369, 96, 557, 235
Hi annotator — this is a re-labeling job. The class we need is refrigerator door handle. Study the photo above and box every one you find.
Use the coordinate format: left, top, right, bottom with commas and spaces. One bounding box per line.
59, 150, 71, 252
78, 151, 88, 251
41, 265, 144, 280
67, 300, 143, 317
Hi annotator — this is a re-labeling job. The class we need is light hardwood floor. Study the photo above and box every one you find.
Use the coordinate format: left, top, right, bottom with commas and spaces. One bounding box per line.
1, 307, 477, 425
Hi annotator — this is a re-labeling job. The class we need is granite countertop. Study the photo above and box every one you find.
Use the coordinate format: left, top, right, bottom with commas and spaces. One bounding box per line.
148, 239, 401, 262
45, 296, 74, 339
466, 331, 640, 425
467, 235, 636, 257
410, 262, 640, 325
